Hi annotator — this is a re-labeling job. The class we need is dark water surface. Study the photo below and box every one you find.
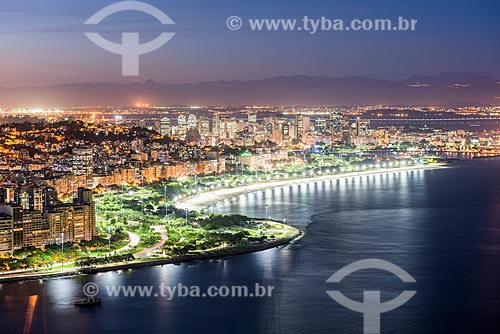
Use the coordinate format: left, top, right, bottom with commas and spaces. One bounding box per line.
1, 159, 499, 334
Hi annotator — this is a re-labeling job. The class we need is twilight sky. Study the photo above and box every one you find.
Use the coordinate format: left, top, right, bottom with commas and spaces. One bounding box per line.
0, 0, 499, 86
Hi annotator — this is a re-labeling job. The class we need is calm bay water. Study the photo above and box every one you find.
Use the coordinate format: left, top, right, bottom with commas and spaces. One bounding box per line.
1, 159, 500, 334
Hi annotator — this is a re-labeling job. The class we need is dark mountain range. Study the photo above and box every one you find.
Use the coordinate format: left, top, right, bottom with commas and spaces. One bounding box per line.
0, 72, 498, 107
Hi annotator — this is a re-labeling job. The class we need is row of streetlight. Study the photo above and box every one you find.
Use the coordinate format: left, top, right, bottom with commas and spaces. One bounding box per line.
165, 159, 420, 229
183, 160, 415, 196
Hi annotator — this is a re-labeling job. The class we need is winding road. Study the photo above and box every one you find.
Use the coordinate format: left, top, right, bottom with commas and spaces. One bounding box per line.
134, 227, 168, 258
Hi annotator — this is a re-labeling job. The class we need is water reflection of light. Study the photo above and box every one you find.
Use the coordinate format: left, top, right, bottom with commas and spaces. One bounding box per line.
44, 277, 80, 304
23, 295, 38, 334
253, 250, 277, 281
157, 263, 182, 283
239, 195, 248, 206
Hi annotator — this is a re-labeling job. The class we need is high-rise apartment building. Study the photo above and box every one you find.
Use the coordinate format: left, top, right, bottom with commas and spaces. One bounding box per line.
44, 188, 96, 244
13, 186, 57, 212
0, 188, 95, 254
0, 214, 13, 254
72, 148, 93, 189
0, 205, 23, 253
22, 210, 49, 249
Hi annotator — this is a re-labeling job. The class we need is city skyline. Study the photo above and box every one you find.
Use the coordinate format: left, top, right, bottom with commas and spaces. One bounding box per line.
1, 2, 500, 333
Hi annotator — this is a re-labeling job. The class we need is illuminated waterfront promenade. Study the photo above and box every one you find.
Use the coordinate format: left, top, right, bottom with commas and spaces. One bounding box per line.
176, 163, 447, 211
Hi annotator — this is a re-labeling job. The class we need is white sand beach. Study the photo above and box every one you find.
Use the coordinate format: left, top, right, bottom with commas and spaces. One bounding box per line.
176, 164, 447, 211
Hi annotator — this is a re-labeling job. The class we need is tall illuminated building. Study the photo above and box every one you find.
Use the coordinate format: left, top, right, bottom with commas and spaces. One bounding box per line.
177, 114, 187, 139
315, 117, 327, 132
0, 213, 13, 254
198, 116, 211, 139
212, 112, 221, 143
187, 114, 198, 129
295, 115, 311, 141
22, 210, 49, 249
355, 118, 370, 137
44, 188, 96, 244
0, 205, 23, 253
248, 111, 257, 123
160, 117, 171, 137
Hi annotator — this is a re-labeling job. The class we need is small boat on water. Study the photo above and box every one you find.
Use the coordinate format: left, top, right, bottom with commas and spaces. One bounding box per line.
74, 297, 102, 307
288, 241, 304, 250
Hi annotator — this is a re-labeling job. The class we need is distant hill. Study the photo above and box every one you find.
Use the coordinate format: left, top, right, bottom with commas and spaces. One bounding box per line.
0, 72, 498, 107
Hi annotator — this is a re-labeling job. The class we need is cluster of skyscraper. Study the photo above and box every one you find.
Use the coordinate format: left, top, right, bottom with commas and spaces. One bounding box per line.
152, 111, 365, 147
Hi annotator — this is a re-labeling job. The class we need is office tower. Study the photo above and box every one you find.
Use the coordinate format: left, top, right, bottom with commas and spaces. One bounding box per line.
212, 112, 221, 143
72, 148, 94, 189
329, 112, 344, 131
187, 114, 198, 129
160, 117, 171, 137
272, 123, 283, 144
177, 114, 187, 139
198, 116, 211, 138
315, 117, 327, 132
282, 123, 291, 141
355, 118, 370, 137
295, 115, 311, 141
220, 118, 238, 140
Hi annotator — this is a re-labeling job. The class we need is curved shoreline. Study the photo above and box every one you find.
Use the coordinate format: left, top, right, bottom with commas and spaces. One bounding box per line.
0, 223, 301, 284
0, 163, 445, 284
80, 226, 302, 275
0, 271, 81, 284
176, 163, 447, 211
